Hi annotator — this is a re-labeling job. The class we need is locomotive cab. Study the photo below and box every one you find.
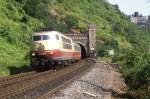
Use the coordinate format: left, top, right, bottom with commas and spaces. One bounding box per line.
32, 33, 60, 51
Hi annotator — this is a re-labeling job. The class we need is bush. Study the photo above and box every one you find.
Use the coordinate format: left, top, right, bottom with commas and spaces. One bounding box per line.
124, 49, 141, 67
64, 15, 78, 30
23, 0, 49, 18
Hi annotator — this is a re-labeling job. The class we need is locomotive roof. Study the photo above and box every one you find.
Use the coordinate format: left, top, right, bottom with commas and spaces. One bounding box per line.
32, 31, 71, 39
33, 31, 58, 34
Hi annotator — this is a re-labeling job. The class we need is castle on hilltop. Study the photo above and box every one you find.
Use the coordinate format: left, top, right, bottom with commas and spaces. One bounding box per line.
129, 12, 150, 28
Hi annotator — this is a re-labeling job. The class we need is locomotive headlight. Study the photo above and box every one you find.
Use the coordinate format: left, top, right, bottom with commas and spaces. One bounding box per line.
50, 51, 54, 55
41, 52, 46, 55
32, 52, 36, 56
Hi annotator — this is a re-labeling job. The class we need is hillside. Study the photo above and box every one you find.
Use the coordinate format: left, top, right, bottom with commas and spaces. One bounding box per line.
0, 0, 150, 98
0, 0, 44, 75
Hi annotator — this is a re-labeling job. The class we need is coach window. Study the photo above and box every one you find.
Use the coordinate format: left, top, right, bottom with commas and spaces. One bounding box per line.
68, 39, 71, 43
56, 35, 59, 40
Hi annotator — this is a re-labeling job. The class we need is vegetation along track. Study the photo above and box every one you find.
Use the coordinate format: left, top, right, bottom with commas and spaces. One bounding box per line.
0, 59, 95, 99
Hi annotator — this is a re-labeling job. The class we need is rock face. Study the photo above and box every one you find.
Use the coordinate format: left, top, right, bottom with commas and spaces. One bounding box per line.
48, 61, 128, 99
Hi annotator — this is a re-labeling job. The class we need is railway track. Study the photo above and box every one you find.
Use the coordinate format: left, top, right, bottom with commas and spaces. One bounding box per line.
0, 71, 35, 82
0, 59, 95, 99
0, 70, 54, 98
0, 71, 36, 88
38, 59, 95, 99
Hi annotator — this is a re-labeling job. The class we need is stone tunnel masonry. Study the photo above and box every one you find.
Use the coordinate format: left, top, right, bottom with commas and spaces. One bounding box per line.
65, 24, 96, 58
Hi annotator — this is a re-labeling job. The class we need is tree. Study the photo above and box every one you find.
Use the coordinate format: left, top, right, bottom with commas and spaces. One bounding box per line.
64, 16, 78, 30
23, 0, 49, 18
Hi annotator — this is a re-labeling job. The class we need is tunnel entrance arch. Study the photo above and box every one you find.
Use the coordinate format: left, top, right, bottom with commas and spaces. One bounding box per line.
77, 43, 87, 59
65, 24, 96, 58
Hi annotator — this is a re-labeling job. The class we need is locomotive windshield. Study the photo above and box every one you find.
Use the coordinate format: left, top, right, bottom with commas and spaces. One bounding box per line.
33, 36, 41, 41
33, 35, 51, 41
43, 35, 50, 40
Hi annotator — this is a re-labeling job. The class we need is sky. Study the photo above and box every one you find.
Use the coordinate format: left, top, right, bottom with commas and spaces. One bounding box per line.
107, 0, 150, 16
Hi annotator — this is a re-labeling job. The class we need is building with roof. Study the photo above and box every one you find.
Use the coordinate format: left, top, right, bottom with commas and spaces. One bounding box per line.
129, 12, 150, 28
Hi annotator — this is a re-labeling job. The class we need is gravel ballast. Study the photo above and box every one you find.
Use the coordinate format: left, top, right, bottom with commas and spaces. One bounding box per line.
46, 61, 126, 99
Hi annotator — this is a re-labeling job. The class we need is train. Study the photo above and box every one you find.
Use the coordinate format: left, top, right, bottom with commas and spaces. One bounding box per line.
31, 31, 81, 71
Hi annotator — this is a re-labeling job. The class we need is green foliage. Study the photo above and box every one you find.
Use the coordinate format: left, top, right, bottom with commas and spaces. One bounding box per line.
64, 16, 78, 30
23, 0, 49, 18
124, 49, 141, 67
120, 50, 150, 98
0, 0, 44, 75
